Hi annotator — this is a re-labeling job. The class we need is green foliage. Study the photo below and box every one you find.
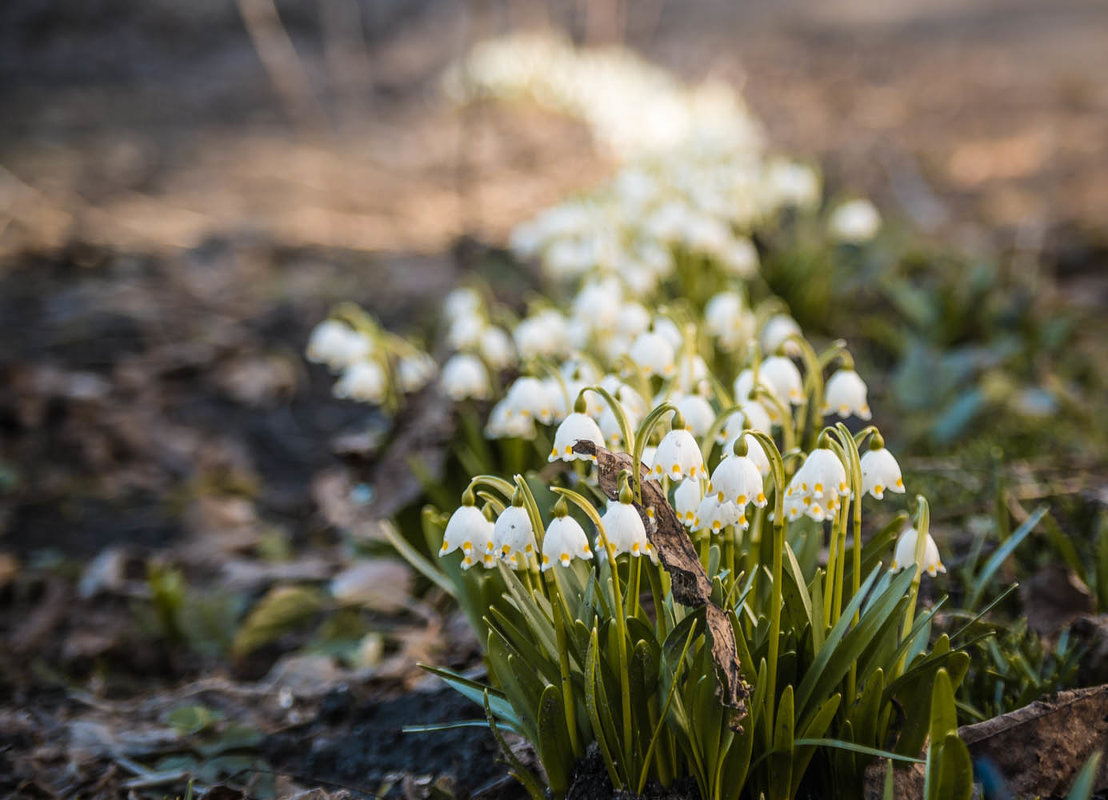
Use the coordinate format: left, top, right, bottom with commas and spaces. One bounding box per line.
231, 585, 325, 658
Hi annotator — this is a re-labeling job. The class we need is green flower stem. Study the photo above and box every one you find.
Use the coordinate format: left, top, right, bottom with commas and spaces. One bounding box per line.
466, 475, 517, 503
646, 559, 670, 639
746, 430, 787, 724
817, 339, 852, 370
784, 332, 825, 451
702, 405, 745, 462
835, 423, 867, 706
897, 496, 931, 678
755, 388, 796, 454
627, 555, 643, 620
723, 527, 737, 593
632, 403, 678, 504
546, 569, 581, 758
830, 495, 851, 626
583, 384, 635, 454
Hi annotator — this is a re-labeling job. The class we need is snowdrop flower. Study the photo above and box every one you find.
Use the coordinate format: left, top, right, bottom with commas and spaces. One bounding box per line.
824, 369, 871, 420
718, 236, 759, 277
891, 526, 945, 576
307, 320, 371, 371
674, 354, 710, 394
785, 446, 849, 522
479, 327, 515, 369
493, 500, 536, 569
441, 354, 491, 401
761, 314, 802, 357
673, 478, 702, 527
653, 317, 684, 352
760, 356, 804, 406
485, 398, 536, 439
722, 431, 771, 476
704, 291, 755, 351
542, 504, 592, 570
544, 238, 595, 280
514, 311, 568, 359
443, 287, 483, 321
708, 441, 767, 510
693, 495, 740, 534
616, 302, 651, 338
829, 198, 881, 244
573, 279, 622, 333
550, 410, 605, 463
599, 489, 654, 561
860, 437, 905, 500
767, 160, 820, 208
504, 376, 557, 424
447, 314, 485, 350
629, 331, 676, 378
717, 402, 772, 445
441, 497, 495, 569
396, 350, 436, 393
675, 394, 715, 437
652, 415, 705, 481
334, 361, 387, 403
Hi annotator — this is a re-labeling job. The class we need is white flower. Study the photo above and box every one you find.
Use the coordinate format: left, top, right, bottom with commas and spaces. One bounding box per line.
479, 327, 515, 369
733, 368, 772, 403
441, 354, 491, 401
673, 478, 702, 527
550, 413, 605, 462
708, 454, 767, 510
493, 505, 536, 569
616, 302, 651, 338
860, 446, 905, 500
600, 500, 653, 560
829, 199, 881, 243
761, 314, 802, 356
675, 394, 715, 437
693, 495, 740, 533
485, 398, 536, 439
441, 504, 495, 569
684, 213, 731, 254
760, 356, 804, 406
784, 447, 849, 522
443, 287, 482, 321
652, 428, 705, 481
891, 526, 945, 576
514, 311, 568, 358
334, 361, 387, 404
573, 279, 622, 333
767, 160, 820, 208
307, 321, 371, 371
629, 331, 676, 377
823, 369, 871, 420
653, 317, 684, 351
717, 402, 772, 444
722, 431, 771, 476
640, 446, 657, 470
705, 291, 755, 352
719, 236, 759, 277
504, 376, 557, 424
396, 351, 437, 393
447, 314, 485, 350
542, 515, 593, 570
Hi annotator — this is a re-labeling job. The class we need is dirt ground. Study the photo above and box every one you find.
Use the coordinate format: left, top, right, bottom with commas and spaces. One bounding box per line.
1, 1, 1106, 797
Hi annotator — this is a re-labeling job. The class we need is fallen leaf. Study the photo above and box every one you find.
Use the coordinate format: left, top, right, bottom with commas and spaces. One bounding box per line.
329, 559, 412, 613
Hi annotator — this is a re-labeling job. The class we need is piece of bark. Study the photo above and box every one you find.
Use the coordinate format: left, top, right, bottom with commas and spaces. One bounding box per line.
958, 684, 1108, 797
573, 440, 749, 725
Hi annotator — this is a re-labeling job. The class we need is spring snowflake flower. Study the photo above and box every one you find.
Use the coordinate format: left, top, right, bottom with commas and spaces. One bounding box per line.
860, 440, 905, 500
550, 412, 605, 462
704, 291, 755, 352
504, 376, 557, 424
684, 213, 731, 254
718, 402, 772, 443
653, 317, 684, 352
653, 423, 705, 481
785, 446, 849, 522
441, 354, 491, 401
722, 431, 771, 476
396, 351, 437, 393
514, 310, 568, 359
891, 526, 946, 576
493, 503, 536, 569
760, 356, 804, 406
542, 513, 592, 571
441, 501, 495, 569
600, 499, 654, 560
674, 354, 710, 394
629, 331, 676, 377
767, 159, 820, 209
447, 314, 485, 350
479, 327, 515, 369
307, 320, 371, 371
761, 314, 802, 356
673, 478, 702, 527
443, 287, 482, 321
733, 368, 771, 403
333, 361, 387, 403
573, 279, 623, 333
828, 199, 881, 244
823, 369, 871, 420
693, 495, 740, 533
708, 447, 767, 510
675, 394, 715, 437
719, 236, 759, 277
616, 302, 651, 338
485, 398, 536, 439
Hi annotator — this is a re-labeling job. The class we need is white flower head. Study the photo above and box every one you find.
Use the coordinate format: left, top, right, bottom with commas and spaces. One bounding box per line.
761, 314, 802, 357
708, 449, 767, 511
573, 279, 623, 333
616, 302, 651, 338
441, 353, 491, 401
652, 317, 684, 352
441, 501, 495, 569
652, 424, 705, 481
334, 360, 387, 404
860, 442, 905, 500
629, 331, 676, 378
829, 199, 881, 244
785, 446, 849, 522
493, 503, 536, 570
542, 513, 592, 571
674, 394, 715, 438
674, 354, 710, 395
443, 287, 483, 321
479, 326, 515, 369
396, 350, 437, 393
760, 356, 804, 406
307, 320, 371, 371
824, 368, 871, 420
673, 478, 702, 527
514, 310, 568, 359
485, 397, 536, 440
891, 526, 945, 576
600, 499, 653, 560
722, 431, 771, 476
550, 411, 605, 463
719, 236, 759, 277
504, 376, 557, 425
693, 495, 740, 534
767, 159, 820, 209
447, 314, 486, 350
705, 291, 755, 352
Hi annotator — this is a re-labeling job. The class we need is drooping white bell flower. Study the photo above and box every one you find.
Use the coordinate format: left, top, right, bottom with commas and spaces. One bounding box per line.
785, 446, 849, 522
542, 513, 592, 571
334, 361, 388, 404
761, 314, 802, 357
443, 287, 483, 321
704, 291, 756, 352
307, 320, 371, 371
708, 449, 767, 510
719, 236, 759, 277
479, 326, 515, 369
891, 526, 946, 576
652, 424, 705, 481
629, 331, 676, 378
543, 378, 572, 423
693, 495, 740, 533
616, 302, 651, 338
653, 317, 684, 352
823, 369, 872, 420
828, 199, 881, 244
722, 431, 771, 476
673, 478, 702, 527
550, 412, 605, 463
674, 394, 715, 438
766, 159, 820, 209
441, 501, 495, 569
396, 350, 437, 393
860, 443, 905, 500
441, 354, 491, 401
683, 212, 731, 254
447, 314, 486, 350
493, 503, 536, 570
573, 278, 622, 333
514, 310, 568, 359
600, 499, 653, 560
760, 356, 805, 406
640, 446, 657, 471
485, 397, 536, 440
504, 376, 557, 425
733, 368, 773, 403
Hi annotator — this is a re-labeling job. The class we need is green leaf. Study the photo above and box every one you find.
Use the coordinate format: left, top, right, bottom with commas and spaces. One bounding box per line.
231, 585, 323, 658
793, 693, 839, 796
928, 668, 958, 743
484, 690, 546, 800
933, 733, 973, 800
167, 704, 221, 736
793, 739, 925, 764
418, 664, 521, 730
537, 684, 573, 795
1066, 750, 1103, 800
585, 626, 625, 789
968, 506, 1047, 608
769, 684, 795, 799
